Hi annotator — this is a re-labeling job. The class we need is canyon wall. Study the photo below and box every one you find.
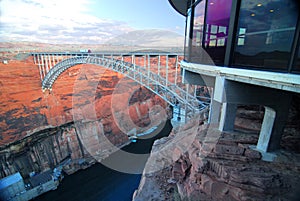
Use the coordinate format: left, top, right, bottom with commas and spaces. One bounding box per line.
0, 55, 169, 179
134, 102, 300, 201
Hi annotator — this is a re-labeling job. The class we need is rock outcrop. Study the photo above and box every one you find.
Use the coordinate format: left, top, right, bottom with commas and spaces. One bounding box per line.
133, 102, 300, 201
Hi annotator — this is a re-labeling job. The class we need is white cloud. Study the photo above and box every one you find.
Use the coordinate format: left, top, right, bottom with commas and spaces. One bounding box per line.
0, 0, 134, 43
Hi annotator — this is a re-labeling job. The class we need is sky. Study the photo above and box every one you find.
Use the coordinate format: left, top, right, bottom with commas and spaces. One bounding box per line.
0, 0, 185, 44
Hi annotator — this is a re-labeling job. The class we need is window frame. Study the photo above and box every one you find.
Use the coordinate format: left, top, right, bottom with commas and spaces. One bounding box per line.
184, 0, 300, 74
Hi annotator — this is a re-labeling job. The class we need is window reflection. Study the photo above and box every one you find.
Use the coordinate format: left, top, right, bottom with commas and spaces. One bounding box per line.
293, 45, 300, 73
189, 0, 211, 64
188, 0, 232, 65
233, 0, 298, 71
184, 8, 192, 61
204, 0, 232, 65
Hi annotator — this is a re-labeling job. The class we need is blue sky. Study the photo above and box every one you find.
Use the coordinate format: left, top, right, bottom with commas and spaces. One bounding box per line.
0, 0, 185, 44
90, 0, 184, 32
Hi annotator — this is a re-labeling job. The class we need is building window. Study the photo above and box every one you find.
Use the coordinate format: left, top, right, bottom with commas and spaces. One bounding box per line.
187, 0, 232, 65
237, 28, 246, 46
203, 0, 232, 65
188, 0, 209, 64
233, 0, 299, 71
293, 46, 300, 73
184, 8, 193, 61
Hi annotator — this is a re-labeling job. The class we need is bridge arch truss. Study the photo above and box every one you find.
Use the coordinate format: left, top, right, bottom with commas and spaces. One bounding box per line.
40, 55, 210, 118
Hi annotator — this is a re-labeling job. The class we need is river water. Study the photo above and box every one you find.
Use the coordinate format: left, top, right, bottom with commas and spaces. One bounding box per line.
33, 120, 172, 201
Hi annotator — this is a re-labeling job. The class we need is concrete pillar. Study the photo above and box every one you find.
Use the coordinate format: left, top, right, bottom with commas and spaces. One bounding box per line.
213, 76, 226, 103
256, 106, 276, 152
218, 103, 237, 131
256, 95, 291, 154
267, 101, 291, 151
208, 99, 222, 125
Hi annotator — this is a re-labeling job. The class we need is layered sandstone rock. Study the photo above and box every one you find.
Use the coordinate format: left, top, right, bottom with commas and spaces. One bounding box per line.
133, 103, 300, 201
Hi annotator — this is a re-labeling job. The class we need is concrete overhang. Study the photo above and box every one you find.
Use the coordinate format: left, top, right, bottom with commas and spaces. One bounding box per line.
181, 60, 300, 94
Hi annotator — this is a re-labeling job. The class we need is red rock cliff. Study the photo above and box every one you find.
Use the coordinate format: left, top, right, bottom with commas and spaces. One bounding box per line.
0, 55, 169, 178
133, 103, 300, 201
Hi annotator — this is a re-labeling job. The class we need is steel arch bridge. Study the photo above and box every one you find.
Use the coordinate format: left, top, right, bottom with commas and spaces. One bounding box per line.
33, 53, 210, 119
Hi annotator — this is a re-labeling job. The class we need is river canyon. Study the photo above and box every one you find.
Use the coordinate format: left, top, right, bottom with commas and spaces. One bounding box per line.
1, 48, 300, 201
0, 51, 175, 183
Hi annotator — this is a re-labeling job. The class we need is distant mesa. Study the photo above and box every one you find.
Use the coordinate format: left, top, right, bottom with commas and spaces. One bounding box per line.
0, 29, 184, 54
105, 29, 184, 47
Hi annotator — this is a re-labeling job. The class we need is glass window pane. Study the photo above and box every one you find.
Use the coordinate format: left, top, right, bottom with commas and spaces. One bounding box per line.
217, 38, 225, 46
204, 0, 233, 65
189, 0, 212, 64
293, 45, 300, 73
184, 8, 192, 61
238, 38, 245, 46
239, 28, 246, 36
211, 25, 218, 34
233, 0, 299, 71
219, 26, 227, 35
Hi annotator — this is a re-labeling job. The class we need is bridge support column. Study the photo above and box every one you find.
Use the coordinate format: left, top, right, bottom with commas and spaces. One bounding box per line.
41, 55, 46, 77
48, 55, 52, 70
35, 54, 43, 81
52, 55, 56, 66
45, 54, 50, 73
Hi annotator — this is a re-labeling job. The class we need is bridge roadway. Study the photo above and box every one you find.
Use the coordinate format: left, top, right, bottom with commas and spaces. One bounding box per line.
31, 52, 210, 120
